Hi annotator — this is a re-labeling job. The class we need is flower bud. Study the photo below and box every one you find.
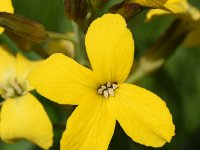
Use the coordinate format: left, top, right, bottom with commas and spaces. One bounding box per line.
0, 12, 47, 42
64, 0, 88, 22
110, 1, 142, 19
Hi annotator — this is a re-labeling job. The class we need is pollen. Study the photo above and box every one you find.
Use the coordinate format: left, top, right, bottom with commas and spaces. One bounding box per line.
97, 82, 118, 99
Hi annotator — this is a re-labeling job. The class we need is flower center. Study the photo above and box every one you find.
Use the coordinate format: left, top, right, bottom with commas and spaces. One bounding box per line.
97, 82, 118, 99
0, 79, 24, 99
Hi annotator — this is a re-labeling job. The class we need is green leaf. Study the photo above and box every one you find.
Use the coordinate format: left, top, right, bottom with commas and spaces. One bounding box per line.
166, 47, 200, 133
0, 140, 34, 150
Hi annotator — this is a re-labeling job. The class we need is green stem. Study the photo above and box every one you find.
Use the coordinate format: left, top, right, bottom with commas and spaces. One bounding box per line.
126, 66, 144, 83
72, 22, 87, 65
0, 34, 21, 54
52, 122, 66, 129
47, 31, 75, 43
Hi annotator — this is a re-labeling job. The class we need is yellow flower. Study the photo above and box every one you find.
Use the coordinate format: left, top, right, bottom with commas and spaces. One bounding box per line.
28, 14, 175, 150
0, 0, 14, 34
0, 47, 53, 149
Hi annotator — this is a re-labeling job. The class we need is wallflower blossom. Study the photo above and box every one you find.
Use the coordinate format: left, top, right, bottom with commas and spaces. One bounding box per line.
0, 0, 14, 33
0, 47, 53, 149
28, 14, 175, 150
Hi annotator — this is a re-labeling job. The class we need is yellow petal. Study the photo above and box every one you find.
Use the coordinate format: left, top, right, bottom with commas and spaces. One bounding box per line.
28, 53, 99, 105
0, 93, 53, 149
109, 83, 175, 147
0, 0, 14, 13
0, 0, 14, 34
16, 53, 40, 91
61, 93, 116, 150
0, 46, 16, 86
85, 14, 134, 84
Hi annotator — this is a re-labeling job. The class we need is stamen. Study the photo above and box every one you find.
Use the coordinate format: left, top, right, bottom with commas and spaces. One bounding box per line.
101, 85, 107, 90
0, 79, 24, 99
9, 80, 23, 95
97, 82, 118, 99
107, 82, 112, 88
108, 88, 114, 96
103, 90, 109, 99
2, 88, 15, 99
112, 84, 118, 89
97, 88, 104, 95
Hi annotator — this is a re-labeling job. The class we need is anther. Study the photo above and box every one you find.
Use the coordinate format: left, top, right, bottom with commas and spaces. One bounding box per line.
103, 90, 109, 99
108, 88, 114, 96
112, 83, 118, 89
97, 88, 104, 95
107, 82, 112, 88
101, 85, 107, 90
97, 82, 118, 99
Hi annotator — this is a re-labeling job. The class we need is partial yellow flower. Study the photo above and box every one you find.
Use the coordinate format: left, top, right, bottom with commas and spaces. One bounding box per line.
0, 0, 14, 33
183, 19, 200, 47
28, 14, 175, 150
146, 0, 200, 47
0, 47, 53, 149
129, 0, 170, 10
147, 0, 200, 20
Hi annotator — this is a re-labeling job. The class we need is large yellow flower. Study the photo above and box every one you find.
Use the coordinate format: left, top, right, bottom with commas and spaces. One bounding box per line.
0, 0, 14, 33
0, 47, 53, 149
28, 14, 175, 150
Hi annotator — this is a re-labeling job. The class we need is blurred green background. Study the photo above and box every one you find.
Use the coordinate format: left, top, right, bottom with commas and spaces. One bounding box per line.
0, 0, 200, 149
